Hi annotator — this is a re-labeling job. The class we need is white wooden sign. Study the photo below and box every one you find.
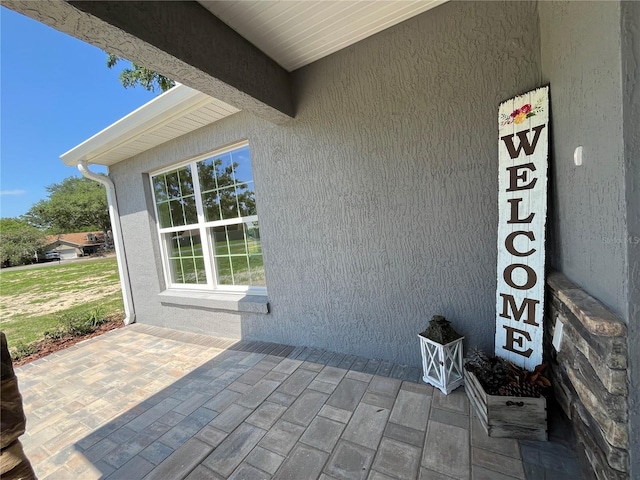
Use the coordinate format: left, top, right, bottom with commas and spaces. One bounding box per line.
495, 86, 549, 370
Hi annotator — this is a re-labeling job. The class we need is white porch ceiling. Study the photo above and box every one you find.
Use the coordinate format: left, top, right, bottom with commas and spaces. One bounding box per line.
198, 1, 447, 71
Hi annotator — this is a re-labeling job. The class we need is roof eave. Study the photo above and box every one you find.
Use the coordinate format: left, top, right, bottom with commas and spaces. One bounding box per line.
60, 84, 212, 167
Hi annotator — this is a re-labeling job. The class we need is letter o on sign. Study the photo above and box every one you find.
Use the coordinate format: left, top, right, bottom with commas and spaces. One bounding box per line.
503, 264, 537, 290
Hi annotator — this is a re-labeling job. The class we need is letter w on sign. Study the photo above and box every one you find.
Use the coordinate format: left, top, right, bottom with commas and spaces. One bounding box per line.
501, 125, 546, 159
495, 86, 549, 370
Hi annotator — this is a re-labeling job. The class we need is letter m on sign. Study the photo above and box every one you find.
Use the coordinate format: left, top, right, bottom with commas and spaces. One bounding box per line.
495, 86, 549, 370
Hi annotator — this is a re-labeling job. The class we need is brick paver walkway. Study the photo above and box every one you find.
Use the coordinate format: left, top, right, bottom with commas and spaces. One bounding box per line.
14, 324, 581, 479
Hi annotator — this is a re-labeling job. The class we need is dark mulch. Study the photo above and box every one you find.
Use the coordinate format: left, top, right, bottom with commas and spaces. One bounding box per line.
13, 314, 125, 367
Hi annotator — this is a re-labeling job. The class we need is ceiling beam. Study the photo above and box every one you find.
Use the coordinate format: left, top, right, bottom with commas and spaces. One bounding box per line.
4, 0, 295, 124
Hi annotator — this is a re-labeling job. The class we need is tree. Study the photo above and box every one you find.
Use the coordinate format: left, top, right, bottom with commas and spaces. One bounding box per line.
153, 158, 256, 225
24, 176, 111, 235
0, 218, 46, 266
198, 159, 257, 220
106, 53, 175, 92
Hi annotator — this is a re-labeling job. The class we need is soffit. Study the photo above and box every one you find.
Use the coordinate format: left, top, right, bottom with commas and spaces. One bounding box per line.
61, 85, 239, 167
198, 0, 447, 72
92, 99, 239, 166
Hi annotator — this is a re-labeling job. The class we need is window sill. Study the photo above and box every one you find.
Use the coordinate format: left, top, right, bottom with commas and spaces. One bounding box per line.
158, 290, 269, 314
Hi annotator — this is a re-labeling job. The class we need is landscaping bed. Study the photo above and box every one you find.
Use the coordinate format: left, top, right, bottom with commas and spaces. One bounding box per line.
12, 312, 125, 367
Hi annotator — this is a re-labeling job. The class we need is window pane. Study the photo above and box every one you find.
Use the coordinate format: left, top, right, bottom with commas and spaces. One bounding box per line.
230, 146, 254, 184
153, 175, 168, 202
209, 221, 264, 287
216, 256, 233, 285
177, 232, 193, 256
202, 191, 221, 222
165, 171, 180, 198
182, 258, 199, 283
227, 224, 247, 255
183, 196, 197, 225
153, 165, 196, 228
195, 257, 206, 284
215, 153, 235, 189
245, 222, 262, 254
171, 258, 184, 283
231, 256, 250, 284
197, 147, 257, 222
249, 255, 266, 286
197, 158, 217, 193
218, 187, 238, 220
212, 226, 229, 256
157, 202, 172, 228
178, 166, 194, 197
169, 200, 184, 226
166, 230, 206, 285
198, 153, 235, 191
236, 183, 257, 217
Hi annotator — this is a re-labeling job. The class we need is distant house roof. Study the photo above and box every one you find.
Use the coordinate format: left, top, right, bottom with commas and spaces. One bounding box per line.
45, 231, 109, 249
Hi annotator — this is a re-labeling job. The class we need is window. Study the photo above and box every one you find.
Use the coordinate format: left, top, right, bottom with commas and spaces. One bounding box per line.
151, 143, 265, 294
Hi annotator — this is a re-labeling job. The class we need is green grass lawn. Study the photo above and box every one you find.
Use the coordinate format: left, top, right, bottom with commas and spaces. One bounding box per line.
0, 257, 123, 349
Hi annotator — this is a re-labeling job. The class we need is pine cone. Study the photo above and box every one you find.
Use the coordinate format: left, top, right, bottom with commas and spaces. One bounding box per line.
499, 383, 541, 398
467, 348, 489, 366
465, 350, 512, 395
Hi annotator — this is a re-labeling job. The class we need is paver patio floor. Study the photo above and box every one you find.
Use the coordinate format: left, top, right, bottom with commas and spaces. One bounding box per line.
14, 324, 581, 480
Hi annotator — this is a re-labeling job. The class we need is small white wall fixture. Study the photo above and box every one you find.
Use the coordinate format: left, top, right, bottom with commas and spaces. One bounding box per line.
418, 335, 465, 395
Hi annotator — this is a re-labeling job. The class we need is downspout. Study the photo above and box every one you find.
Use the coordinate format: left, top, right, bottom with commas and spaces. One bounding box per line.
77, 161, 135, 325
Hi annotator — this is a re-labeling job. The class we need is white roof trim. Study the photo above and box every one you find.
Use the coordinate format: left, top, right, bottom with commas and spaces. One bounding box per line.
60, 84, 237, 167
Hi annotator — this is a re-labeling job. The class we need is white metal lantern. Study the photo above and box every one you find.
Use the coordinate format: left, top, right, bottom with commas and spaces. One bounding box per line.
418, 316, 465, 394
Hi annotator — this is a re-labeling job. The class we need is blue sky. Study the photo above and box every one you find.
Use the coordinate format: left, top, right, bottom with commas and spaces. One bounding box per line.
0, 7, 159, 219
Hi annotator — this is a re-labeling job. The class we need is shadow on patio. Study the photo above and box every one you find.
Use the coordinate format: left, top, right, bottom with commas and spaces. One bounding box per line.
15, 324, 582, 479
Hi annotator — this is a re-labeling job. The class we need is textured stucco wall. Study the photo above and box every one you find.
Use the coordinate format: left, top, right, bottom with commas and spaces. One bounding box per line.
111, 1, 541, 366
540, 1, 628, 320
621, 1, 640, 477
541, 3, 637, 476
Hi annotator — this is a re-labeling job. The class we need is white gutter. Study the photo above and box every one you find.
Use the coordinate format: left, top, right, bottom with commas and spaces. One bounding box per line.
77, 161, 135, 325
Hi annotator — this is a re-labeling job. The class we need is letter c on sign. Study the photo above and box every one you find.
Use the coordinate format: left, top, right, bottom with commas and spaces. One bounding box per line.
505, 231, 536, 257
504, 264, 537, 290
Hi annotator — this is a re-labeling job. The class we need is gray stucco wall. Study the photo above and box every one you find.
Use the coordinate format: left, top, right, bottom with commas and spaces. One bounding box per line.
622, 1, 640, 477
540, 2, 637, 476
539, 1, 628, 320
111, 0, 541, 366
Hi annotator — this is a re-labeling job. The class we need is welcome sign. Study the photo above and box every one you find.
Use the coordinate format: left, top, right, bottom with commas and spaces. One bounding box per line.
495, 86, 549, 370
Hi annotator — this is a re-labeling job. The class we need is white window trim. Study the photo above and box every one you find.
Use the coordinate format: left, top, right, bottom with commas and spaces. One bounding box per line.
150, 142, 267, 297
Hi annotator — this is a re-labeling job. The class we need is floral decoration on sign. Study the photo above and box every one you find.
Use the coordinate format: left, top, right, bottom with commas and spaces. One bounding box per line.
500, 96, 544, 127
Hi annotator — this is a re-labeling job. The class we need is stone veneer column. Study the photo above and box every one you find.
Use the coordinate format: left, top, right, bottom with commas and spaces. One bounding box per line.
545, 272, 629, 479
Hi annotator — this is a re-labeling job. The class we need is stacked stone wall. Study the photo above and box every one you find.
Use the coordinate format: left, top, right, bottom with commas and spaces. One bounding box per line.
545, 273, 629, 479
